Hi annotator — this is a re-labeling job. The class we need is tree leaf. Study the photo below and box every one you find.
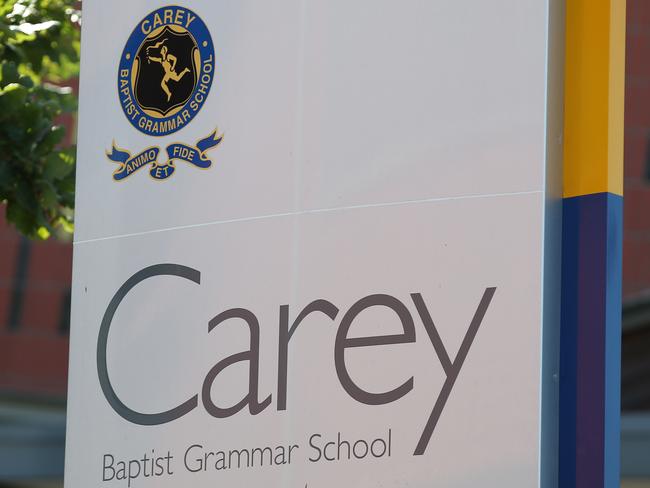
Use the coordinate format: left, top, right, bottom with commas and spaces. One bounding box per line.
1, 0, 80, 240
43, 149, 74, 180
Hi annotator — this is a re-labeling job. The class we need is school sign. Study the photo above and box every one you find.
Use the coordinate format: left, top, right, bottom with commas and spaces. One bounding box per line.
65, 2, 625, 487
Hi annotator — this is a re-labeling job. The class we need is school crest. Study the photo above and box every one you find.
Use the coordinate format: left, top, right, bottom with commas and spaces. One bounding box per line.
134, 26, 198, 118
110, 6, 222, 181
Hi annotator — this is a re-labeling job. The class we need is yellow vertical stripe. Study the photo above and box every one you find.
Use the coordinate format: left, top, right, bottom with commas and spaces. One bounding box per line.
563, 0, 626, 198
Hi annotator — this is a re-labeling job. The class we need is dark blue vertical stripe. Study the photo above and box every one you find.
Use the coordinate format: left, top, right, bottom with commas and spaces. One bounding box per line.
559, 192, 622, 488
560, 196, 579, 488
575, 194, 606, 488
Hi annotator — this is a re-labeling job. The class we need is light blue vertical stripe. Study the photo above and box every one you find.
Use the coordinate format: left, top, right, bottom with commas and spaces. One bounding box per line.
604, 194, 623, 487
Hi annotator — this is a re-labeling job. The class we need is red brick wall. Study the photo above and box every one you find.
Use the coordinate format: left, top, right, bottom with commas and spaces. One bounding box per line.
0, 211, 71, 398
625, 0, 650, 299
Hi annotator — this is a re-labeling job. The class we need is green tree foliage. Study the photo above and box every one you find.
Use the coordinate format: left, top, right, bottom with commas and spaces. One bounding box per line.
0, 0, 80, 239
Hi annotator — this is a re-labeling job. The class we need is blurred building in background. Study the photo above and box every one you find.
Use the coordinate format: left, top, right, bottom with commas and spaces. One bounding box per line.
0, 215, 70, 487
622, 1, 650, 485
2, 2, 650, 487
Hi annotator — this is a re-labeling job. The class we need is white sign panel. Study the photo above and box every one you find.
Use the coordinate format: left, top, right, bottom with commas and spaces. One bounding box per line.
66, 2, 561, 487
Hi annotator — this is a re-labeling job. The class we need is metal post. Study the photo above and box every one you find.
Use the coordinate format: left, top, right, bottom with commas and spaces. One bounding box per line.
560, 1, 626, 486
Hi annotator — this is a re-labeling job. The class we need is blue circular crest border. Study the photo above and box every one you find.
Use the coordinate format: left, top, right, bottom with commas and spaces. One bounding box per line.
118, 6, 214, 137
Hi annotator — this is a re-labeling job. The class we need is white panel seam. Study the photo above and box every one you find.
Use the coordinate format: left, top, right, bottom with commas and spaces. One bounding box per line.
74, 189, 544, 245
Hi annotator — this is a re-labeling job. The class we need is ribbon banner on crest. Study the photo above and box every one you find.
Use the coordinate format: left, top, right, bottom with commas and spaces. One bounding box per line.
166, 130, 224, 170
106, 146, 161, 181
106, 130, 224, 181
